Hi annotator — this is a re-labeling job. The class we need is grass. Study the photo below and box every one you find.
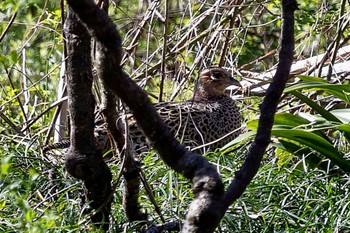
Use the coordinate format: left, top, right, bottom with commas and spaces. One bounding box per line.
1, 138, 350, 232
1, 0, 349, 232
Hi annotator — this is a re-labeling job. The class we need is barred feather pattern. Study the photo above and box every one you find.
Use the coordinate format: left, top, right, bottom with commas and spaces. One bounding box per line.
129, 96, 241, 153
128, 67, 242, 153
43, 67, 242, 155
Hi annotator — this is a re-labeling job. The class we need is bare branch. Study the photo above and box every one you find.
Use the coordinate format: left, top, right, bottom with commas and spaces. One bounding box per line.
0, 11, 17, 43
223, 0, 298, 208
66, 0, 224, 231
65, 0, 297, 231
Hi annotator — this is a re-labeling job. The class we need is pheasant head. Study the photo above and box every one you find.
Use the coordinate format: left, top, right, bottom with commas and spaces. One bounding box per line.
193, 67, 241, 101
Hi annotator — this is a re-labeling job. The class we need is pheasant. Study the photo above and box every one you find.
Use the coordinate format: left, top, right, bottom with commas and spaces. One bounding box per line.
43, 67, 241, 154
128, 67, 241, 153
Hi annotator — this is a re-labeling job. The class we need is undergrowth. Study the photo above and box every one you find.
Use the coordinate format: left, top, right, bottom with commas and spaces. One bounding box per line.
1, 0, 350, 232
1, 139, 350, 232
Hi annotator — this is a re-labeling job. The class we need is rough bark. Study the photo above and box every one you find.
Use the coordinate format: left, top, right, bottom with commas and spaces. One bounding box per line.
223, 0, 298, 208
92, 0, 147, 221
66, 1, 224, 232
65, 0, 297, 232
63, 6, 112, 230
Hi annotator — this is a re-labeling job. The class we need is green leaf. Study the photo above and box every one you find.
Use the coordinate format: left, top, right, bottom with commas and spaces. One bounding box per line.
273, 112, 310, 126
25, 209, 35, 221
1, 163, 11, 175
246, 119, 259, 131
271, 127, 350, 172
289, 90, 341, 123
331, 109, 350, 124
1, 156, 12, 175
275, 139, 333, 172
297, 75, 328, 83
337, 124, 350, 134
285, 82, 350, 103
221, 131, 256, 150
247, 112, 318, 131
286, 90, 350, 141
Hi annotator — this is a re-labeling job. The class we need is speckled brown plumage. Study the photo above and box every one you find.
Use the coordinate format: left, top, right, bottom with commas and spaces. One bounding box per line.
43, 67, 241, 154
128, 67, 242, 153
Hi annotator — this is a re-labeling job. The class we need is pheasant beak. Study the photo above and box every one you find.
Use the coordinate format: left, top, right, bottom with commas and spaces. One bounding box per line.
229, 76, 242, 88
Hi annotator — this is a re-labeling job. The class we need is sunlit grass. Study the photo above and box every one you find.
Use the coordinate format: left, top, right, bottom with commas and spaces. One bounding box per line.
2, 140, 349, 232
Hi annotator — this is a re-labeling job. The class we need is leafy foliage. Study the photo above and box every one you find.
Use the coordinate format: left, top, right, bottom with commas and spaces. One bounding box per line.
228, 77, 350, 173
1, 0, 350, 232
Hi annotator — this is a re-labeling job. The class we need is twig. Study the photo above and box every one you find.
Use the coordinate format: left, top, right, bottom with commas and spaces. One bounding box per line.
158, 0, 168, 102
121, 0, 161, 66
0, 11, 17, 43
239, 49, 278, 70
0, 111, 23, 135
23, 96, 68, 133
5, 68, 29, 133
218, 0, 243, 67
326, 0, 348, 81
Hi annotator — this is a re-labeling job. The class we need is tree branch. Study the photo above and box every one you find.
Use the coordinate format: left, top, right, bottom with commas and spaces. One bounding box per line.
223, 0, 298, 208
65, 0, 297, 232
66, 0, 224, 232
92, 0, 147, 222
64, 6, 112, 230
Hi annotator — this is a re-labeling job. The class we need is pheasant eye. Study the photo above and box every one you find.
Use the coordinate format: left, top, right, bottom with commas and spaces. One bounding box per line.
211, 72, 222, 81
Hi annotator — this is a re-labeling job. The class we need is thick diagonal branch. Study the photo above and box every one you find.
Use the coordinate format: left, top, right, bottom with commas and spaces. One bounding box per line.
66, 0, 225, 232
92, 0, 146, 222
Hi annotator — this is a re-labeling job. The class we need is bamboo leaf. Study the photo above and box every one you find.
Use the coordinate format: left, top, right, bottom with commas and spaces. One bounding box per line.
273, 112, 310, 126
271, 127, 350, 172
289, 90, 341, 122
221, 131, 256, 150
285, 82, 350, 103
297, 75, 328, 83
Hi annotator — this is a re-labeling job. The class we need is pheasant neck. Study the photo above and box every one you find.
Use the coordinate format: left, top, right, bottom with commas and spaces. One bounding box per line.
191, 85, 226, 102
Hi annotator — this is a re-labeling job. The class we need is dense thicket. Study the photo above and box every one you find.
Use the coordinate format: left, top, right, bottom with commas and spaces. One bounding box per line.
0, 0, 349, 232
